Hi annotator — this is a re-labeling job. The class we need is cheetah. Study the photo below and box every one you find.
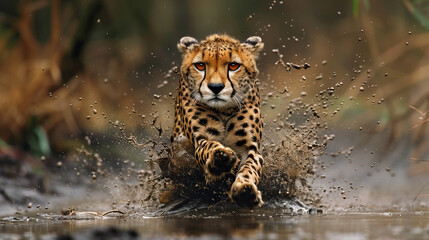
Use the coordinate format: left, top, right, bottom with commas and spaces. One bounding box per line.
172, 34, 264, 208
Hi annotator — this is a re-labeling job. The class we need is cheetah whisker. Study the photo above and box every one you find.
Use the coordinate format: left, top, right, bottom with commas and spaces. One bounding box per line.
233, 93, 244, 109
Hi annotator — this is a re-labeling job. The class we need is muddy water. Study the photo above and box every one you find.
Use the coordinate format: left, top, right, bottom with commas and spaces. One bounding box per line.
1, 211, 428, 239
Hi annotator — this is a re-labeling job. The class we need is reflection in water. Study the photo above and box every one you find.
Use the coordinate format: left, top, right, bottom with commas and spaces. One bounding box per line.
1, 212, 428, 239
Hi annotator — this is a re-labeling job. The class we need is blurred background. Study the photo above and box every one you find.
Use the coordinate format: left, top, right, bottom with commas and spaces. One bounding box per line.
0, 0, 428, 211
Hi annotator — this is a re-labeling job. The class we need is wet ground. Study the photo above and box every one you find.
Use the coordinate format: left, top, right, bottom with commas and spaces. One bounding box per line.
1, 210, 429, 239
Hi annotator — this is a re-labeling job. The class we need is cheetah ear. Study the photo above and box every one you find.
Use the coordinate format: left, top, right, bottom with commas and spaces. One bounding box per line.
241, 36, 264, 58
178, 36, 199, 52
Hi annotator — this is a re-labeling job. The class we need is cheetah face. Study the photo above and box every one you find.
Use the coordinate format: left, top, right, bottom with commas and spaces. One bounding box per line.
178, 35, 263, 110
189, 50, 242, 109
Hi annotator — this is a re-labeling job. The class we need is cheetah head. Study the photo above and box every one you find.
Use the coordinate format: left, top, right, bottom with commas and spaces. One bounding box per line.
178, 34, 263, 110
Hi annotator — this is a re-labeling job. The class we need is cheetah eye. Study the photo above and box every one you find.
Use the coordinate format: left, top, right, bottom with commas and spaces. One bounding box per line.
228, 62, 241, 71
194, 62, 206, 71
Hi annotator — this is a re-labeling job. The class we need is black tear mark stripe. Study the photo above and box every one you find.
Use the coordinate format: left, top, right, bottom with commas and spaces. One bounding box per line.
226, 69, 236, 94
197, 70, 206, 96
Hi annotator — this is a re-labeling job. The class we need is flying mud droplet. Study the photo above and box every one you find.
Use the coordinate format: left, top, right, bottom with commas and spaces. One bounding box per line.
84, 136, 91, 145
273, 49, 310, 71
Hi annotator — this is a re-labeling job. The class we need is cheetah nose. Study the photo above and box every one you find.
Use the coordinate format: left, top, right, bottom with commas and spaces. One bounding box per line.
208, 83, 225, 95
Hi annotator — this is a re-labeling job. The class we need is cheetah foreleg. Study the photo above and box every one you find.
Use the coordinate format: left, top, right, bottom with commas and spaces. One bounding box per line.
194, 139, 239, 182
229, 151, 264, 208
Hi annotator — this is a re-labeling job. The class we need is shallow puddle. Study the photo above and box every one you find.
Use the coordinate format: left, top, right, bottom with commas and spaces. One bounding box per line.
1, 210, 428, 240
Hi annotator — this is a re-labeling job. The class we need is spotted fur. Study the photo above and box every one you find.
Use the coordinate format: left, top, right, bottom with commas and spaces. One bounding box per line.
172, 34, 264, 208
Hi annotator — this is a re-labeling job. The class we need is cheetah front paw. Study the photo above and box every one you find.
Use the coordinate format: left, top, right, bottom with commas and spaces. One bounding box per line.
205, 147, 239, 181
229, 181, 263, 208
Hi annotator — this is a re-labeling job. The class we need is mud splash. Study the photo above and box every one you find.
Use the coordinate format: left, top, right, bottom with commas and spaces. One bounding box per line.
104, 93, 332, 216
